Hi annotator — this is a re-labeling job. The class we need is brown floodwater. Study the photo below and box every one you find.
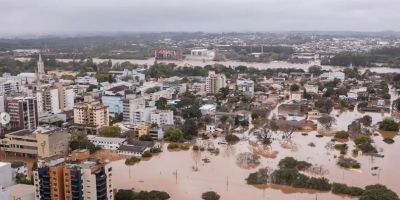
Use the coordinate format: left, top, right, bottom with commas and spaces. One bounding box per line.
109, 87, 400, 200
109, 127, 399, 200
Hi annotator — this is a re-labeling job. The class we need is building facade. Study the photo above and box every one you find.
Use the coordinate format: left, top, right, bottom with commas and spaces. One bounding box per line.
206, 71, 226, 94
74, 101, 109, 129
6, 97, 38, 131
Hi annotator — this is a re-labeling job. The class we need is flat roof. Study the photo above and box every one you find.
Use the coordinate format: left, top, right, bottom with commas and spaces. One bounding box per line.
5, 184, 35, 198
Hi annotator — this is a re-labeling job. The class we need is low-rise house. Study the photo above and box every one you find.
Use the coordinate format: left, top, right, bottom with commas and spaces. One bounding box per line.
290, 92, 302, 102
304, 84, 319, 94
200, 104, 216, 115
117, 141, 159, 157
320, 71, 345, 81
87, 135, 126, 150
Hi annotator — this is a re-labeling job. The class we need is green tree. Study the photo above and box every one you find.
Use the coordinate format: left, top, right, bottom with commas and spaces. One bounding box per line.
290, 84, 300, 92
165, 128, 184, 142
360, 184, 399, 200
155, 97, 168, 110
99, 126, 122, 137
360, 115, 372, 127
379, 118, 399, 131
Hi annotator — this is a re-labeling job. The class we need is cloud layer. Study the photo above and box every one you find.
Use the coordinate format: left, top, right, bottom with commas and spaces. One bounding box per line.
0, 0, 399, 36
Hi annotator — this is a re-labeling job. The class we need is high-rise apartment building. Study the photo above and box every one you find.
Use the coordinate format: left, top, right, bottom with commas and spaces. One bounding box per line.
33, 160, 113, 200
6, 97, 38, 131
37, 84, 75, 115
74, 101, 109, 129
150, 110, 174, 126
205, 71, 226, 94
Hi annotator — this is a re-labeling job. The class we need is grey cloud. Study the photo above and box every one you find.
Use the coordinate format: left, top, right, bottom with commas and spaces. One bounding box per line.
0, 0, 399, 36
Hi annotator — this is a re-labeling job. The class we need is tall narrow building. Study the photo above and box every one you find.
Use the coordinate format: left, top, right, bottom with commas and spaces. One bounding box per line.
37, 53, 45, 82
205, 71, 226, 94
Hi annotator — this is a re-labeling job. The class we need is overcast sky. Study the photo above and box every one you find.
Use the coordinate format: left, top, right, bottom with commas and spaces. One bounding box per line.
1, 0, 399, 37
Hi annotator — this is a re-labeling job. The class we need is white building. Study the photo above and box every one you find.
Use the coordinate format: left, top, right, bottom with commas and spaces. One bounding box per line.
304, 84, 319, 94
236, 79, 254, 97
132, 107, 156, 123
63, 87, 75, 111
150, 110, 174, 126
0, 162, 13, 188
190, 49, 215, 60
75, 76, 98, 85
290, 92, 302, 102
191, 82, 206, 94
87, 135, 126, 150
123, 97, 146, 123
320, 71, 345, 81
200, 104, 216, 115
49, 88, 61, 114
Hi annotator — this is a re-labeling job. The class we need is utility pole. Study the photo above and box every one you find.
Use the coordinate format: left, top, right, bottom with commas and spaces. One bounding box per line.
175, 169, 178, 184
226, 176, 229, 191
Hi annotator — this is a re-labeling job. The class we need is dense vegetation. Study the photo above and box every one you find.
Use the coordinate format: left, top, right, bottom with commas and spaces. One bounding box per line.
322, 47, 400, 67
246, 157, 399, 199
379, 118, 399, 131
115, 189, 170, 200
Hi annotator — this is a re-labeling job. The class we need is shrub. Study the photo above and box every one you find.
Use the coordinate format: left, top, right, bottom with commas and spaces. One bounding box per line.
337, 157, 361, 169
332, 183, 364, 196
142, 150, 152, 158
334, 143, 348, 155
278, 157, 312, 171
225, 134, 240, 143
379, 118, 399, 131
125, 157, 141, 165
201, 191, 220, 200
354, 135, 377, 154
150, 147, 162, 153
334, 131, 349, 139
246, 167, 270, 184
167, 143, 179, 149
179, 143, 190, 150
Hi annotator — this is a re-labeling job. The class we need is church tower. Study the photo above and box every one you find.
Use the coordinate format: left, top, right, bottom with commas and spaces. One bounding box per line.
37, 53, 45, 82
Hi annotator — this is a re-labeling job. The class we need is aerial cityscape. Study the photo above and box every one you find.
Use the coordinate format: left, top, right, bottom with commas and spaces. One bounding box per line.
1, 1, 400, 200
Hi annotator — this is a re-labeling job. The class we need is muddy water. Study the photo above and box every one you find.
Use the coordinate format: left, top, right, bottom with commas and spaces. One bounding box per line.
109, 125, 400, 200
14, 57, 400, 74
110, 93, 400, 200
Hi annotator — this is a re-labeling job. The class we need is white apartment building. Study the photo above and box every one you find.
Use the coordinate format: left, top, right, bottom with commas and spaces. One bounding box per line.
150, 110, 174, 126
132, 107, 156, 123
63, 87, 75, 111
123, 97, 146, 123
49, 88, 61, 114
191, 82, 206, 94
75, 76, 98, 85
236, 79, 254, 97
206, 71, 226, 94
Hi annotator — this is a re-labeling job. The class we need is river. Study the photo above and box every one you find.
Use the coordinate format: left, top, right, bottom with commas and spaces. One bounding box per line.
14, 57, 400, 74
